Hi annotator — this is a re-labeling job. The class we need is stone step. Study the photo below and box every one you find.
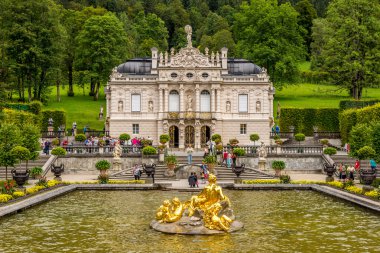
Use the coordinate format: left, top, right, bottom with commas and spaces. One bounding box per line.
0, 155, 51, 179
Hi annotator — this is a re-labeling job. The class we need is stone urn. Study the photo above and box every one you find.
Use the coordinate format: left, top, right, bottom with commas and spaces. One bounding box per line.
232, 164, 245, 184
143, 163, 156, 183
207, 163, 216, 175
11, 169, 30, 188
323, 163, 336, 182
360, 169, 376, 186
51, 164, 64, 181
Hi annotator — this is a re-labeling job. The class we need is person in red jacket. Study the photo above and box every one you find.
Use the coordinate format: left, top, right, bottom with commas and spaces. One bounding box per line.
354, 160, 360, 171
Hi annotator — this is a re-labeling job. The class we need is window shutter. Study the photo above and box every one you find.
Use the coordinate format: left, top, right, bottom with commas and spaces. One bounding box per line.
200, 92, 211, 112
239, 94, 248, 112
169, 93, 180, 112
131, 94, 141, 112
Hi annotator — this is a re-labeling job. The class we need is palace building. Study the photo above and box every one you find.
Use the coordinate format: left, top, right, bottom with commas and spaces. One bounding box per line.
106, 25, 275, 149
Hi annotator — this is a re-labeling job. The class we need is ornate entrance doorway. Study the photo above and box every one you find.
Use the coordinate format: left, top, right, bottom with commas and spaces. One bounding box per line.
201, 126, 211, 146
185, 126, 195, 147
169, 126, 179, 148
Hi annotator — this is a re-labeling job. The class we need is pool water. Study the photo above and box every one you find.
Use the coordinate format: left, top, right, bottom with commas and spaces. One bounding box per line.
0, 190, 379, 253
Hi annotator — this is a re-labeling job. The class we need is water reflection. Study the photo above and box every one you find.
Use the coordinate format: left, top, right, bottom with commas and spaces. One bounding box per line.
0, 190, 379, 253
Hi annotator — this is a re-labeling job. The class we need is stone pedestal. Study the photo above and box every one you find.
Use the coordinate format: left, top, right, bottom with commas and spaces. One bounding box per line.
325, 176, 334, 182
112, 159, 122, 171
258, 158, 267, 170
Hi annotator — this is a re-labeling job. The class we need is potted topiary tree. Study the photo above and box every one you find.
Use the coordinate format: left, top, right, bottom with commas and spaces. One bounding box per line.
51, 147, 67, 181
357, 146, 376, 187
10, 146, 31, 188
320, 139, 329, 147
229, 138, 239, 147
164, 154, 177, 177
75, 134, 86, 142
142, 146, 157, 156
323, 147, 337, 156
30, 167, 43, 179
119, 133, 131, 145
159, 134, 170, 162
203, 155, 217, 174
294, 133, 305, 153
273, 135, 283, 145
272, 160, 286, 177
250, 133, 260, 153
233, 148, 246, 166
95, 160, 111, 184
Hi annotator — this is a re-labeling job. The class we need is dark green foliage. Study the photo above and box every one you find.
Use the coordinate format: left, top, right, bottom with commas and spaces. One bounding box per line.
51, 147, 67, 156
28, 101, 43, 115
0, 103, 30, 111
30, 167, 43, 177
119, 133, 131, 141
272, 160, 286, 170
372, 123, 380, 162
203, 155, 217, 164
21, 124, 41, 162
165, 154, 177, 165
279, 174, 291, 184
250, 134, 260, 142
41, 110, 66, 131
294, 133, 305, 142
356, 146, 376, 161
299, 70, 329, 83
233, 148, 246, 157
0, 124, 22, 179
159, 134, 170, 144
211, 134, 222, 143
349, 124, 372, 158
2, 109, 41, 130
98, 174, 109, 184
142, 146, 157, 155
280, 108, 339, 135
11, 146, 30, 162
339, 100, 380, 110
339, 108, 357, 145
294, 0, 317, 56
75, 134, 86, 142
95, 159, 111, 170
323, 147, 337, 155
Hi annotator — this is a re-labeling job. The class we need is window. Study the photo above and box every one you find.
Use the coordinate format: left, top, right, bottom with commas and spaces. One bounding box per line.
238, 94, 248, 112
240, 124, 247, 135
202, 73, 209, 78
131, 94, 141, 112
169, 90, 180, 112
200, 90, 211, 112
132, 124, 139, 134
186, 73, 194, 78
171, 73, 178, 78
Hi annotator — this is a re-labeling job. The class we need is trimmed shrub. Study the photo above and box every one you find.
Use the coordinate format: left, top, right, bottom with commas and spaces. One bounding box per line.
203, 155, 217, 164
159, 134, 170, 144
339, 108, 357, 144
294, 133, 305, 142
280, 108, 339, 136
272, 161, 286, 170
95, 160, 111, 170
348, 124, 372, 157
28, 101, 42, 115
320, 139, 329, 146
250, 134, 260, 144
51, 147, 67, 156
299, 70, 329, 84
2, 109, 41, 129
30, 167, 43, 177
339, 99, 380, 110
323, 147, 337, 155
75, 134, 86, 142
41, 110, 66, 131
119, 133, 131, 141
165, 154, 177, 165
356, 103, 380, 127
233, 148, 246, 157
372, 123, 380, 162
11, 146, 30, 162
211, 134, 222, 143
356, 146, 376, 160
229, 138, 239, 145
142, 146, 157, 155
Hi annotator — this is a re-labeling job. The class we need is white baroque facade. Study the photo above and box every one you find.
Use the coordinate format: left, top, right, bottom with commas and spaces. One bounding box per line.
106, 25, 275, 149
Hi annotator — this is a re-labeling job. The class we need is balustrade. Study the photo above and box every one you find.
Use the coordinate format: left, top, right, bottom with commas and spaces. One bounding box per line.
62, 145, 145, 155
222, 145, 323, 155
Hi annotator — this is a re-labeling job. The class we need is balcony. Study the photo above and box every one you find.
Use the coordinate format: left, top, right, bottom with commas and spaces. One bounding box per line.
163, 111, 215, 120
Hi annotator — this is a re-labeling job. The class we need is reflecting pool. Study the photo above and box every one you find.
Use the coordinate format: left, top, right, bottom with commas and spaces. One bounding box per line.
0, 190, 379, 253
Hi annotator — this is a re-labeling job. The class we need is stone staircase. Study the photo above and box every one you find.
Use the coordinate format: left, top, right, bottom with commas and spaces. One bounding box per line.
110, 155, 273, 181
330, 154, 379, 177
0, 155, 51, 179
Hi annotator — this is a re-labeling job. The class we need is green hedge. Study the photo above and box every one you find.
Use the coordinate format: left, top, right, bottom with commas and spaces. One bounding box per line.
339, 100, 380, 110
340, 104, 380, 144
41, 110, 66, 131
0, 101, 42, 115
299, 70, 329, 84
279, 108, 339, 136
1, 108, 41, 129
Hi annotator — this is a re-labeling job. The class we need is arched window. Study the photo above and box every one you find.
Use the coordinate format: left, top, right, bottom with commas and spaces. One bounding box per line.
200, 90, 211, 112
169, 90, 180, 112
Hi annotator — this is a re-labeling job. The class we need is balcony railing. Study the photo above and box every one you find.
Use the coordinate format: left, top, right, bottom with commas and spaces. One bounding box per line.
164, 111, 215, 120
223, 145, 323, 155
62, 145, 146, 155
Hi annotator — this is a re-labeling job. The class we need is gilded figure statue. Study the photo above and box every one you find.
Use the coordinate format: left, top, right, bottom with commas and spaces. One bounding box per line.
155, 174, 234, 232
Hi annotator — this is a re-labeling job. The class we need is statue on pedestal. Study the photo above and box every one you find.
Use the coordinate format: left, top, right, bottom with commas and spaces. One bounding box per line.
112, 141, 122, 170
257, 142, 267, 170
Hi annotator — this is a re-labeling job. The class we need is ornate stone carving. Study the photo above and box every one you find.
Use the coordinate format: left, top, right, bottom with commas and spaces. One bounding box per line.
163, 120, 169, 133
149, 101, 154, 112
226, 101, 231, 112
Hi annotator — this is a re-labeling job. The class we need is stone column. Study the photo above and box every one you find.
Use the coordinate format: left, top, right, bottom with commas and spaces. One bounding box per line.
211, 88, 216, 112
164, 88, 169, 112
195, 85, 200, 112
216, 88, 221, 112
179, 84, 184, 112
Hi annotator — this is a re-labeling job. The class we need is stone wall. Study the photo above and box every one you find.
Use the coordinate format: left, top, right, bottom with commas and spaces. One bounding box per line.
59, 156, 158, 175
239, 154, 323, 173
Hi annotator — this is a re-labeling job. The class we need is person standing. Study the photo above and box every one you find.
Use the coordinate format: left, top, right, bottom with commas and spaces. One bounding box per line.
348, 165, 355, 181
186, 145, 194, 165
133, 164, 142, 180
275, 125, 280, 135
354, 159, 360, 171
226, 152, 232, 168
370, 159, 377, 171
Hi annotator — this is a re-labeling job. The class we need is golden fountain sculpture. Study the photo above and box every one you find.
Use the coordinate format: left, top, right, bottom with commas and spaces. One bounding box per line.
152, 174, 243, 234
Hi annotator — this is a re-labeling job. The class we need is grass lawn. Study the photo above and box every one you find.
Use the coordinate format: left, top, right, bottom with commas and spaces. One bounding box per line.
44, 85, 106, 130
